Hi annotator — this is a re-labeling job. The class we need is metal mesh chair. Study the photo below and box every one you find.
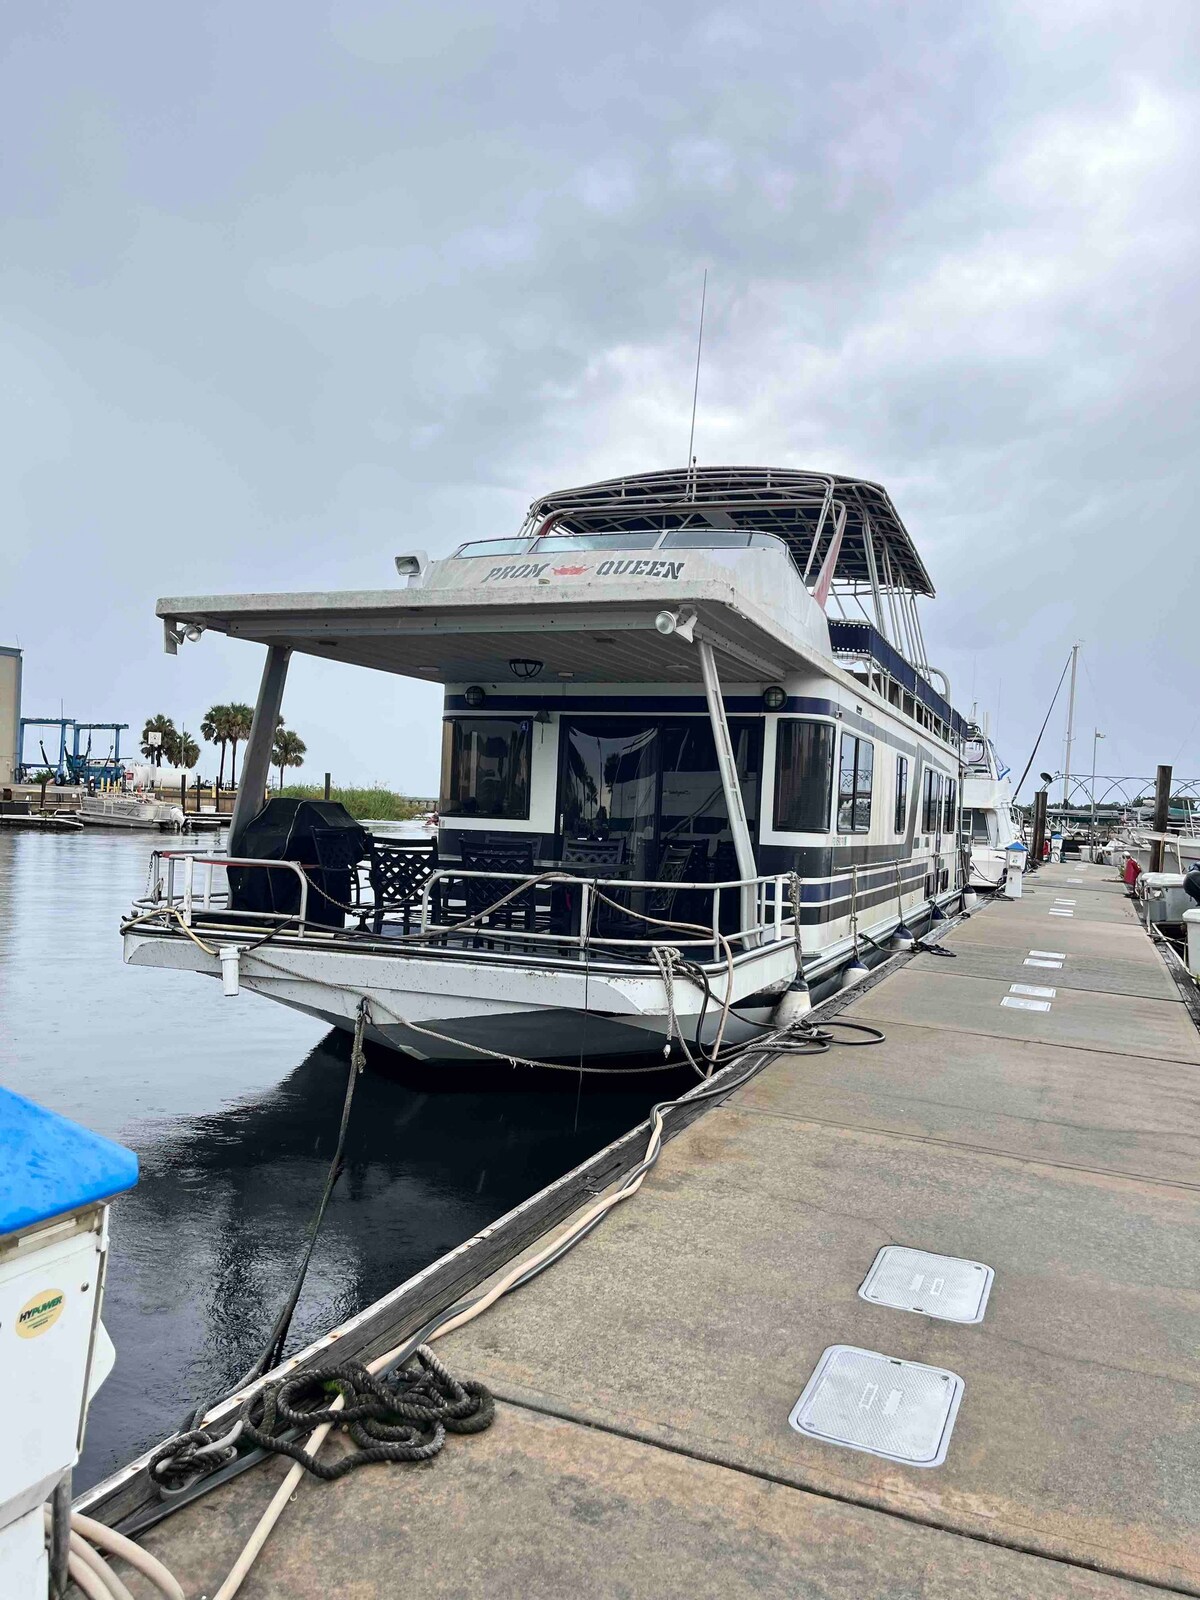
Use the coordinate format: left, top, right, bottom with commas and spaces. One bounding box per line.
459, 841, 540, 939
367, 840, 439, 934
560, 837, 626, 874
311, 827, 369, 929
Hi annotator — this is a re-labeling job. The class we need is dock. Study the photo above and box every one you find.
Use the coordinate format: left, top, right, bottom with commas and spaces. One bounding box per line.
94, 861, 1200, 1598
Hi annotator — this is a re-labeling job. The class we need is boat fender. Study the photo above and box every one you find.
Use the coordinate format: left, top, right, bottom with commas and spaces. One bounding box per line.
772, 974, 812, 1025
962, 889, 979, 912
891, 921, 916, 951
219, 945, 241, 997
840, 956, 870, 990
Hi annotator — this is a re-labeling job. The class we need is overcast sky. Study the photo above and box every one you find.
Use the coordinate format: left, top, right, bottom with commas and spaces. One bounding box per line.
3, 1, 1197, 799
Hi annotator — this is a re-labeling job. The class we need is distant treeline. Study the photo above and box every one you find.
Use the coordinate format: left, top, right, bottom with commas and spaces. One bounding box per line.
279, 784, 424, 821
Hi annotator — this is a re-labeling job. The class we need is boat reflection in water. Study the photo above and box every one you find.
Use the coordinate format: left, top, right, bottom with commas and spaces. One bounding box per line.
79, 1028, 679, 1491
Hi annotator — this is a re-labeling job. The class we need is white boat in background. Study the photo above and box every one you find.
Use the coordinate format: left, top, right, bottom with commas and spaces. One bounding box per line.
960, 725, 1019, 889
80, 794, 185, 831
121, 465, 972, 1071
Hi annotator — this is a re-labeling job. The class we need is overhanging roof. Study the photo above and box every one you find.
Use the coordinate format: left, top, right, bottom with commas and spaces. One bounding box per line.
157, 580, 829, 687
524, 466, 935, 598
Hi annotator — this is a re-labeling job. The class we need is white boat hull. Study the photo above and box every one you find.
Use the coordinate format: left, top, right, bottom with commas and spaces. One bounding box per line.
80, 797, 185, 831
122, 884, 957, 1069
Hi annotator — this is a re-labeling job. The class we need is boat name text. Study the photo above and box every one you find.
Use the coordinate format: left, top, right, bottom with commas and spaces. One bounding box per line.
481, 559, 686, 583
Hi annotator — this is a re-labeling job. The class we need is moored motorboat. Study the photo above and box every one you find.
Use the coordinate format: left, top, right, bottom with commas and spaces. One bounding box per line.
960, 724, 1019, 889
79, 794, 185, 831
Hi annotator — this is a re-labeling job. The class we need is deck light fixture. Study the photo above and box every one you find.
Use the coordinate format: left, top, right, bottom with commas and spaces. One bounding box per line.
509, 658, 543, 680
464, 686, 486, 708
762, 685, 787, 710
654, 609, 697, 643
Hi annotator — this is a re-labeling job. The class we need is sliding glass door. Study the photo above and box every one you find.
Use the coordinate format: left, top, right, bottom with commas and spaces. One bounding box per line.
558, 716, 761, 879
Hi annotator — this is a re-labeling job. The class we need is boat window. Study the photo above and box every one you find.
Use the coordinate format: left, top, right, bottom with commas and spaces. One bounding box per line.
773, 719, 835, 833
440, 718, 532, 819
660, 721, 761, 852
454, 538, 533, 558
660, 530, 789, 554
837, 734, 874, 833
530, 531, 661, 553
895, 755, 909, 834
943, 777, 957, 833
963, 807, 992, 842
922, 768, 942, 833
560, 720, 659, 877
963, 738, 987, 770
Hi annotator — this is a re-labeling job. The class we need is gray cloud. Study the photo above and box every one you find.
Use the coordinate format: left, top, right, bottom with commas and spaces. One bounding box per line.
3, 0, 1198, 793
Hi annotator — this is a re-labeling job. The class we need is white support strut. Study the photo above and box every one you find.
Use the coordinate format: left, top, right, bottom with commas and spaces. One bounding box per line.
697, 638, 759, 943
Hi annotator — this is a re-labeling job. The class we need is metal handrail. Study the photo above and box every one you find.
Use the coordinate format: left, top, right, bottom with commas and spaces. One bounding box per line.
130, 855, 791, 964
416, 867, 791, 960
149, 851, 309, 935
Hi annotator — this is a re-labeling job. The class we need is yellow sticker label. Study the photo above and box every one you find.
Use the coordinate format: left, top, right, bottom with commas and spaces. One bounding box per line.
16, 1288, 65, 1338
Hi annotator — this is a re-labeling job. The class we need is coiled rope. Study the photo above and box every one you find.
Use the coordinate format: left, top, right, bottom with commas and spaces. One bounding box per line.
150, 1347, 494, 1494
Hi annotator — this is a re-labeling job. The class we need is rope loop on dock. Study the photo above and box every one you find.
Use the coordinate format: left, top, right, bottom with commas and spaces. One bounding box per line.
149, 1348, 494, 1494
239, 1350, 494, 1478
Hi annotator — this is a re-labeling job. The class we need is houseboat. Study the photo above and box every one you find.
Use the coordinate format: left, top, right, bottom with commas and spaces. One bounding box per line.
121, 467, 969, 1069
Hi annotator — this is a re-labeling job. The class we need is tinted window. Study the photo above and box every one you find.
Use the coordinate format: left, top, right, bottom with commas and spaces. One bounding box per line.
530, 531, 660, 553
837, 734, 874, 833
963, 807, 992, 842
773, 720, 835, 832
895, 755, 909, 834
455, 539, 532, 558
440, 719, 531, 819
922, 768, 943, 833
943, 777, 957, 833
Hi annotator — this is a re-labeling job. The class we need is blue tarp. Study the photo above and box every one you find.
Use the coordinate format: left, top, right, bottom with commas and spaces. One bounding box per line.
827, 621, 969, 741
0, 1087, 138, 1237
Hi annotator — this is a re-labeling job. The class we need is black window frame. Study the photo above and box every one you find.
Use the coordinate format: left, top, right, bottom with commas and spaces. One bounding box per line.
440, 716, 533, 820
943, 776, 957, 834
772, 718, 836, 833
894, 755, 909, 835
837, 733, 874, 834
921, 767, 943, 833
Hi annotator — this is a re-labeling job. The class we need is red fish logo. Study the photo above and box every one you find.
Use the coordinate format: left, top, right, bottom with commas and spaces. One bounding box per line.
552, 565, 588, 576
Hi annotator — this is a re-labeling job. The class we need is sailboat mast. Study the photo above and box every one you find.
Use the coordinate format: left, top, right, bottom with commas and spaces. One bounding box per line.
1062, 642, 1080, 807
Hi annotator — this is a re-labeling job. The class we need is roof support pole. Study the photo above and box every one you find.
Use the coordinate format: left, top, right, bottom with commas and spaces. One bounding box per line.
697, 639, 759, 946
860, 511, 887, 636
228, 645, 292, 853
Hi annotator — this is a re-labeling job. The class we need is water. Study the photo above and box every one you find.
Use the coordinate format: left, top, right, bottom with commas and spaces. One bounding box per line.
0, 825, 677, 1491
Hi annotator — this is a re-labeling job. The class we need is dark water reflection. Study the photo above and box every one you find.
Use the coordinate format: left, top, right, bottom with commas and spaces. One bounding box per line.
0, 828, 678, 1490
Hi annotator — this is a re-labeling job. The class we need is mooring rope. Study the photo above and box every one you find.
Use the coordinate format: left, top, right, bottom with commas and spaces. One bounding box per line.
150, 1347, 494, 1495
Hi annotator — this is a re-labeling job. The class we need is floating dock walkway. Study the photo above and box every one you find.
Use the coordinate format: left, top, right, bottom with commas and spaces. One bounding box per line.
95, 861, 1200, 1598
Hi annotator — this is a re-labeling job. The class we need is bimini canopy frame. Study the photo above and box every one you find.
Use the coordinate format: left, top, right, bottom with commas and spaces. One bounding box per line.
521, 466, 935, 670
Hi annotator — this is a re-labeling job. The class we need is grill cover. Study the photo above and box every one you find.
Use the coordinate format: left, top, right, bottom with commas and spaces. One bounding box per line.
228, 799, 368, 928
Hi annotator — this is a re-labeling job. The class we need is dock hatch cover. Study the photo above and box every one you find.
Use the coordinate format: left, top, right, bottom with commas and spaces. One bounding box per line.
789, 1346, 963, 1467
858, 1245, 994, 1323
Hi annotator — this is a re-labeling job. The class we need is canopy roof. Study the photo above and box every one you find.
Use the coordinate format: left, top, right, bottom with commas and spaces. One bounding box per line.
523, 466, 935, 598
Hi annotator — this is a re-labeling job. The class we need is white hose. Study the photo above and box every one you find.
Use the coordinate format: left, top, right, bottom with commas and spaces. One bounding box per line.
44, 1507, 186, 1600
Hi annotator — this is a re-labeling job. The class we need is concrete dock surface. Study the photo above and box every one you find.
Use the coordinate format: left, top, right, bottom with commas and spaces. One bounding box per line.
124, 862, 1200, 1598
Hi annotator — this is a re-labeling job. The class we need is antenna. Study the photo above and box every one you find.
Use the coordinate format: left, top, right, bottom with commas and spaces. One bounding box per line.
686, 268, 707, 501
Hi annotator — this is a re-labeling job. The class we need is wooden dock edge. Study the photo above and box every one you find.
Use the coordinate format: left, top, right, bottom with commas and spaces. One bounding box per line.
77, 919, 961, 1532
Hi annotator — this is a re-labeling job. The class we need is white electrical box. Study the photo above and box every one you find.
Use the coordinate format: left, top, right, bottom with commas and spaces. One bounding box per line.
0, 1088, 137, 1599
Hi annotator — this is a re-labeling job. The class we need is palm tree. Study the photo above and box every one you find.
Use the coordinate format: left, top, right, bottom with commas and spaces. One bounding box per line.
200, 704, 232, 787
141, 714, 178, 767
271, 726, 307, 791
177, 731, 200, 770
227, 703, 254, 787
